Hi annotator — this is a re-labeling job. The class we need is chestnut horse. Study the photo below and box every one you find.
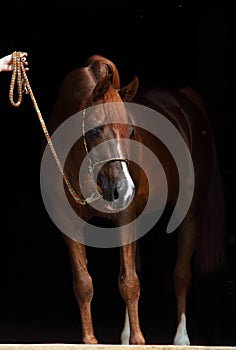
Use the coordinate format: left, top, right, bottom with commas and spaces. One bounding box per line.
40, 55, 225, 345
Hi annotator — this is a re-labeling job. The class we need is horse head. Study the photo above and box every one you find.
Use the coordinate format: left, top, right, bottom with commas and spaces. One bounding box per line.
83, 73, 139, 211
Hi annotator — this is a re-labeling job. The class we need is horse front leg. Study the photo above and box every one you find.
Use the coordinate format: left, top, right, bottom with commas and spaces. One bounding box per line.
63, 235, 98, 344
173, 211, 198, 345
119, 241, 145, 345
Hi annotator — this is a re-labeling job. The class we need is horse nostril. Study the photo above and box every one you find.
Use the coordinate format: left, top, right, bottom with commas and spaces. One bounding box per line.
114, 187, 119, 200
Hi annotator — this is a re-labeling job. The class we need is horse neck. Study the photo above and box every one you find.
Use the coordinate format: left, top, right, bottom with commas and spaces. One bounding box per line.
48, 68, 97, 134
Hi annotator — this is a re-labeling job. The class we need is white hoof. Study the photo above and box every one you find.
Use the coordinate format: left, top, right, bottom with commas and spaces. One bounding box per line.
174, 332, 190, 345
121, 329, 130, 345
120, 307, 130, 345
173, 313, 190, 345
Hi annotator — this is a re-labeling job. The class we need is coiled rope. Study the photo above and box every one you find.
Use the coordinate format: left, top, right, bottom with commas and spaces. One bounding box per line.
9, 51, 100, 205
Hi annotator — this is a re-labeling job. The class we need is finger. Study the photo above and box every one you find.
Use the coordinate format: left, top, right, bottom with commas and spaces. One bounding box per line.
20, 52, 28, 59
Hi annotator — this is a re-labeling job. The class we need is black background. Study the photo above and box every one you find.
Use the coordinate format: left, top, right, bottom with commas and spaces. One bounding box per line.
0, 0, 235, 346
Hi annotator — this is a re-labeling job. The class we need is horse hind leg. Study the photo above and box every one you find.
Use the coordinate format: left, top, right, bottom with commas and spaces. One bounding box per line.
120, 307, 130, 344
64, 236, 98, 344
173, 212, 198, 345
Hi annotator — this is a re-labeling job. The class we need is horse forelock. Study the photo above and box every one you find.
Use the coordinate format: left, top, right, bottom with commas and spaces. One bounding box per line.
104, 87, 122, 103
86, 54, 120, 89
84, 55, 132, 138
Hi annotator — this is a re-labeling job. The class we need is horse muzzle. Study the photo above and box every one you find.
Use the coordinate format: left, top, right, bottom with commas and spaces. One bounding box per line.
103, 178, 135, 211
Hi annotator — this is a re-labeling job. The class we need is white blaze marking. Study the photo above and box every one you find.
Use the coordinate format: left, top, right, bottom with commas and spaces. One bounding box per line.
117, 143, 134, 202
173, 313, 190, 345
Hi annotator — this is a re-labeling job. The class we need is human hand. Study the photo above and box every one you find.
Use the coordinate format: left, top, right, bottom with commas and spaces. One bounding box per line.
0, 52, 29, 72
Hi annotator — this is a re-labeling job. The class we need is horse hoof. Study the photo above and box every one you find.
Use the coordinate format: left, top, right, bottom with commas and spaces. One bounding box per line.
173, 334, 190, 345
83, 335, 98, 344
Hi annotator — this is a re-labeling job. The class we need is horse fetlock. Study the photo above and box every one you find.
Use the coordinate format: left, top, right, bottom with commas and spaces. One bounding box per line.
130, 331, 145, 345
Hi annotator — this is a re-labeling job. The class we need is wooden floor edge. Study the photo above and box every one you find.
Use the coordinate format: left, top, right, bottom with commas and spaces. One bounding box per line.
0, 345, 235, 350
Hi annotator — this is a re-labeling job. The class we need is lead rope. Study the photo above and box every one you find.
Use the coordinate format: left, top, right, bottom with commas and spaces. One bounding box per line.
9, 51, 101, 205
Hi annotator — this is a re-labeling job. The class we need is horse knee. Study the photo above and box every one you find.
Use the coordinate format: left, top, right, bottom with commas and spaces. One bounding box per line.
119, 272, 140, 300
73, 273, 94, 304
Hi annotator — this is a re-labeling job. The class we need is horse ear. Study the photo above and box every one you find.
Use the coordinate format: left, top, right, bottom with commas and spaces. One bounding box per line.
91, 74, 112, 101
119, 76, 139, 102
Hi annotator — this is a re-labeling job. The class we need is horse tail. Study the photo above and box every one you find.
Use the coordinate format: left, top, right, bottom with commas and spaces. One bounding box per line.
85, 54, 120, 89
194, 137, 226, 275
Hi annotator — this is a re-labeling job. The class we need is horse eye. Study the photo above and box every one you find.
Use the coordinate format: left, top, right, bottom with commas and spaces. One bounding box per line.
90, 127, 99, 136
